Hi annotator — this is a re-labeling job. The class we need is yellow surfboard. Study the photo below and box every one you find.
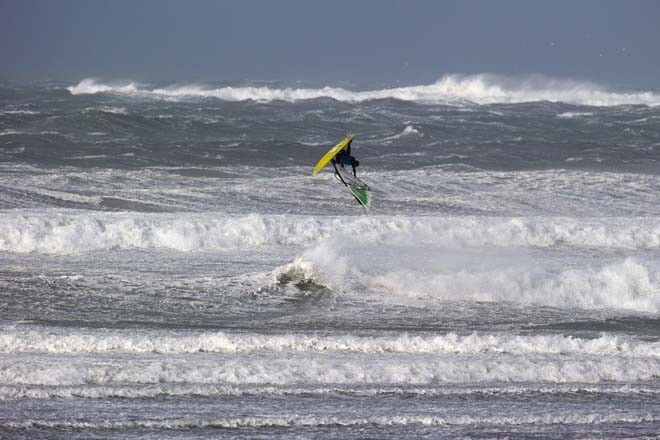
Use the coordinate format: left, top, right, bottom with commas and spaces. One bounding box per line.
311, 134, 353, 176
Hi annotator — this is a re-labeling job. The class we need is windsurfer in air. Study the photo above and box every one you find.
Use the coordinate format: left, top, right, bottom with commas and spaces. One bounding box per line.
332, 139, 360, 177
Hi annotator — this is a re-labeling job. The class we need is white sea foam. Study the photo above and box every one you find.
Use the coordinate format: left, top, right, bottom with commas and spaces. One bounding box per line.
368, 258, 660, 312
402, 125, 423, 135
557, 112, 594, 119
2, 328, 658, 356
70, 154, 108, 160
0, 129, 26, 136
1, 212, 659, 254
1, 352, 658, 386
90, 106, 129, 115
382, 125, 424, 141
271, 215, 660, 312
3, 212, 659, 312
0, 109, 39, 115
67, 75, 660, 106
67, 79, 139, 95
0, 212, 340, 253
3, 413, 659, 429
283, 248, 660, 312
1, 383, 656, 400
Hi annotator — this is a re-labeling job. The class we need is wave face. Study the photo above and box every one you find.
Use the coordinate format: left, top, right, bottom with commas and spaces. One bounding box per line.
67, 74, 660, 106
2, 77, 660, 439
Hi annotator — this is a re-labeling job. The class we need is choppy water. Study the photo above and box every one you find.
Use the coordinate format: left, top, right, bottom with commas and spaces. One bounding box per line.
1, 77, 660, 439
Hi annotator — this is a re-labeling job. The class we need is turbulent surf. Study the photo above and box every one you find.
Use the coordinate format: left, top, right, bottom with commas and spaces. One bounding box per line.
1, 77, 659, 439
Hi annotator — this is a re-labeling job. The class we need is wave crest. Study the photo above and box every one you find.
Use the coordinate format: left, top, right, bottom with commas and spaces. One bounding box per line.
67, 79, 138, 95
67, 75, 660, 106
369, 258, 660, 313
1, 213, 659, 254
2, 328, 658, 356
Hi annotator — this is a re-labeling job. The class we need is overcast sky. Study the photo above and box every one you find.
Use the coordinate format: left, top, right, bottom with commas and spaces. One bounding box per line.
1, 0, 659, 87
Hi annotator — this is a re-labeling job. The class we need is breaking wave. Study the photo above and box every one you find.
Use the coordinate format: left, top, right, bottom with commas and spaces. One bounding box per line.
280, 252, 660, 313
3, 328, 658, 356
375, 258, 660, 312
4, 212, 659, 312
67, 74, 660, 106
1, 212, 659, 254
67, 79, 139, 95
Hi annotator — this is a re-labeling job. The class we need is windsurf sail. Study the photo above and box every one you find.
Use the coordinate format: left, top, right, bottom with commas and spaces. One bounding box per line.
348, 183, 370, 207
335, 166, 370, 207
311, 134, 353, 176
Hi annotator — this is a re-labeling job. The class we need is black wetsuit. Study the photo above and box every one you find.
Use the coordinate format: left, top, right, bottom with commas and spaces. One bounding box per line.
332, 141, 359, 177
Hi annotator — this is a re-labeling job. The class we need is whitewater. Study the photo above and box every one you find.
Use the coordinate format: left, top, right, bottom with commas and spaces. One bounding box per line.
1, 76, 659, 439
68, 74, 660, 106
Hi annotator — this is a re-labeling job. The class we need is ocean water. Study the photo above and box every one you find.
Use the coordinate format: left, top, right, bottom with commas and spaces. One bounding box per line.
1, 75, 660, 439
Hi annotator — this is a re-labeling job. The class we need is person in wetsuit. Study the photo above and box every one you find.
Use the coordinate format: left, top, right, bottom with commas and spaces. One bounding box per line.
331, 139, 360, 177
